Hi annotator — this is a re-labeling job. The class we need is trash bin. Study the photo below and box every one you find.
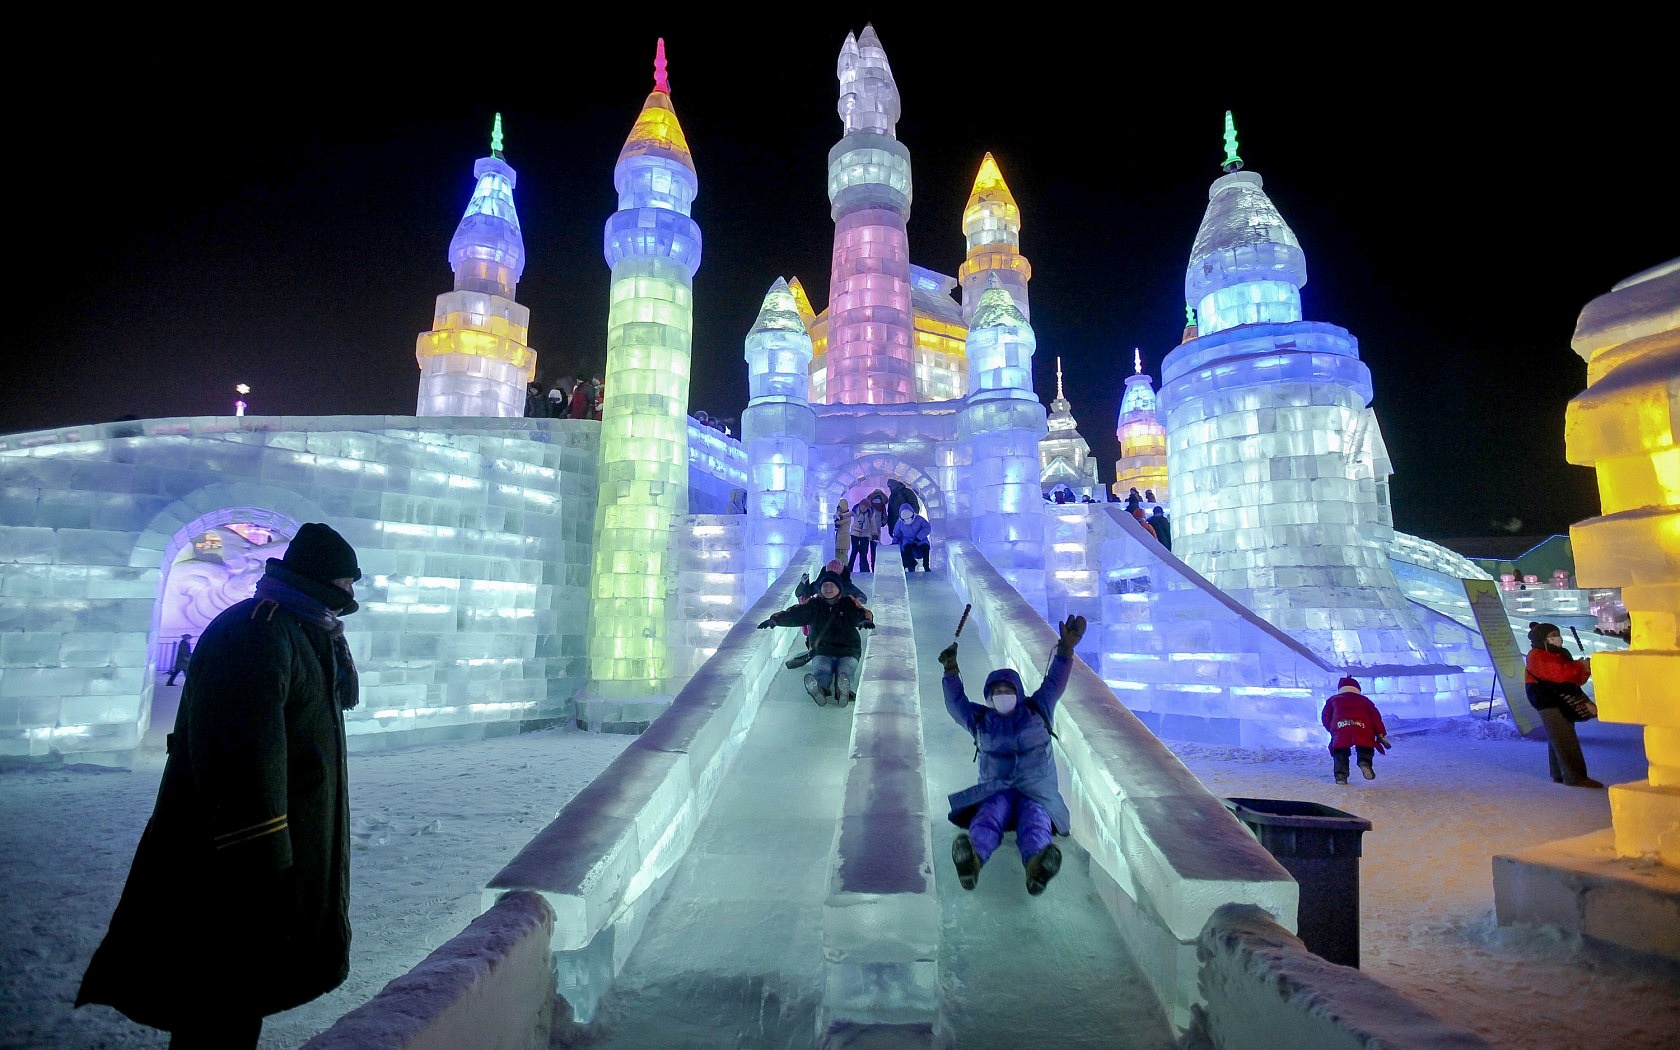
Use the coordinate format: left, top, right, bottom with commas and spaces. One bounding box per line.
1223, 797, 1373, 968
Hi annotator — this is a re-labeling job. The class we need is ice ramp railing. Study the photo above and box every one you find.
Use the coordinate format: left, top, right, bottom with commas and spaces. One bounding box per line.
497, 545, 824, 1020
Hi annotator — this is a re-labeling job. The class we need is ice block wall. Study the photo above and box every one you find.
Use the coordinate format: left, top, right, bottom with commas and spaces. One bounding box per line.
1162, 146, 1457, 690
416, 114, 536, 418
1564, 258, 1680, 864
587, 41, 701, 700
824, 25, 915, 405
959, 275, 1047, 611
741, 278, 816, 604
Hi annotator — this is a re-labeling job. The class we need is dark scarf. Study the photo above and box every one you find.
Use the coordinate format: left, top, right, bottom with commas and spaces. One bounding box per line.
256, 563, 359, 710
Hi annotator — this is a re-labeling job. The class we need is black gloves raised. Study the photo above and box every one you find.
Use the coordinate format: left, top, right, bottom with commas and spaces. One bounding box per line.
938, 642, 959, 675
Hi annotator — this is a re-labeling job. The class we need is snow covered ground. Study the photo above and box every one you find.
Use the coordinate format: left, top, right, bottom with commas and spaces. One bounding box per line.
2, 698, 1675, 1049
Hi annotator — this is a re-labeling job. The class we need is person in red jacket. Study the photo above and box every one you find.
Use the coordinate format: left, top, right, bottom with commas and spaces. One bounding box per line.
1321, 675, 1390, 784
1524, 621, 1603, 788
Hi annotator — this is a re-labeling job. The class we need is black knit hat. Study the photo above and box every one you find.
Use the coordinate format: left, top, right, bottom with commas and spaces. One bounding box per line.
281, 523, 362, 585
1528, 621, 1560, 646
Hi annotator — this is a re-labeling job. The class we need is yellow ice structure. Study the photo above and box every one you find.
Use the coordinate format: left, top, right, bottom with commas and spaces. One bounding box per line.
1565, 257, 1680, 864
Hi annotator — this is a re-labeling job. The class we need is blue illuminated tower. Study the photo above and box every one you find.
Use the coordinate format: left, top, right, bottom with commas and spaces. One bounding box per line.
1159, 114, 1456, 697
959, 274, 1048, 611
586, 41, 702, 701
741, 278, 816, 603
415, 113, 535, 417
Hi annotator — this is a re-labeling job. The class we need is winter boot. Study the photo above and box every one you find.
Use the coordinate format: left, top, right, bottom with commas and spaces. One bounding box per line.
1025, 843, 1062, 896
922, 555, 931, 572
1359, 761, 1375, 780
836, 672, 855, 708
951, 833, 982, 890
1334, 773, 1349, 785
804, 673, 828, 707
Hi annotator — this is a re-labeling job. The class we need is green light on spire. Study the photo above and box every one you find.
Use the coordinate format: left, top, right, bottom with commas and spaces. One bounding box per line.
1185, 302, 1197, 326
1221, 110, 1243, 173
491, 112, 504, 158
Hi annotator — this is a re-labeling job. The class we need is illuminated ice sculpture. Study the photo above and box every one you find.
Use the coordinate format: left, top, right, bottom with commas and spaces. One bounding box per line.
1159, 114, 1459, 698
741, 278, 816, 604
823, 25, 915, 405
586, 40, 701, 700
1114, 349, 1168, 503
415, 113, 536, 417
1039, 356, 1102, 500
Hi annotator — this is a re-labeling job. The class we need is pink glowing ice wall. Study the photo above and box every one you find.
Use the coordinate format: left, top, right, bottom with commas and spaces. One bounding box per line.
823, 25, 915, 405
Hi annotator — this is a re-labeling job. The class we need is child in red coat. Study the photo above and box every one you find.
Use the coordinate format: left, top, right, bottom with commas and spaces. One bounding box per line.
1321, 676, 1390, 784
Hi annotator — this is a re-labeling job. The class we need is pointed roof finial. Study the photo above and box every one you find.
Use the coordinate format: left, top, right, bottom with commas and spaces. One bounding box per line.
490, 112, 504, 158
654, 38, 670, 93
1185, 302, 1196, 326
1056, 356, 1066, 401
1133, 348, 1143, 375
1221, 110, 1243, 173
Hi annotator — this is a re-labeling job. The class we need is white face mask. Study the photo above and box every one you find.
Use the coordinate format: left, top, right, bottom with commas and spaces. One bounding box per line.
990, 689, 1018, 715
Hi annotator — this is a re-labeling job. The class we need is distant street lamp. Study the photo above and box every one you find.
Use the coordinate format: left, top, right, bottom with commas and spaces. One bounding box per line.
235, 383, 250, 417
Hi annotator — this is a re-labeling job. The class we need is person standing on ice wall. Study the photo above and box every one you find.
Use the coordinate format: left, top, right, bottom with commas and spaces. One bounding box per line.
77, 523, 363, 1049
940, 614, 1086, 896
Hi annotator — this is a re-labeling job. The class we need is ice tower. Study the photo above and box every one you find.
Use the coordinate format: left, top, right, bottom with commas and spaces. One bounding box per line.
586, 40, 701, 699
959, 153, 1030, 324
821, 25, 915, 405
741, 278, 815, 603
415, 113, 535, 417
1039, 357, 1102, 499
960, 274, 1048, 608
1158, 114, 1456, 687
1114, 349, 1168, 503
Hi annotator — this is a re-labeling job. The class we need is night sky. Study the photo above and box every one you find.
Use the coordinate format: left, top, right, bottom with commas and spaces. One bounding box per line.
9, 18, 1671, 543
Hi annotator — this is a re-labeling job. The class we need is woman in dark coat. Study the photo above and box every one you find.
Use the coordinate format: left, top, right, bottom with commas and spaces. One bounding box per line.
78, 523, 362, 1048
759, 568, 875, 707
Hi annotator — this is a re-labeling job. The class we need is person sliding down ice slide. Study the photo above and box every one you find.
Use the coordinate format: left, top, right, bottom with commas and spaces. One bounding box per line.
940, 615, 1086, 895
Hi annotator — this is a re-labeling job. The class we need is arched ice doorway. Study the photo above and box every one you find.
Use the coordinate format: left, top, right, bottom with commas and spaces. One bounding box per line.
150, 508, 302, 674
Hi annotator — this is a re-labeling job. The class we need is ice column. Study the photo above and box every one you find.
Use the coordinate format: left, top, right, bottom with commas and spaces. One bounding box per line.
415, 113, 536, 417
741, 278, 816, 605
1564, 259, 1680, 863
959, 274, 1048, 611
959, 152, 1030, 324
1159, 115, 1448, 675
1114, 349, 1168, 503
824, 25, 915, 405
586, 41, 701, 699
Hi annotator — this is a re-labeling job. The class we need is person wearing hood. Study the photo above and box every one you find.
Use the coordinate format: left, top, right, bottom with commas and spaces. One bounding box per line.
938, 614, 1086, 896
1147, 505, 1171, 552
833, 499, 852, 563
866, 489, 889, 568
1320, 676, 1390, 784
1524, 621, 1603, 788
887, 478, 920, 526
758, 567, 875, 707
892, 503, 932, 572
78, 523, 363, 1048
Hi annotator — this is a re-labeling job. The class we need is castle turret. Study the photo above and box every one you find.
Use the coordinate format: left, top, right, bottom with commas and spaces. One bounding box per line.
1113, 349, 1167, 503
821, 25, 915, 405
741, 278, 816, 603
1159, 113, 1457, 698
960, 274, 1048, 609
586, 41, 701, 701
1038, 357, 1101, 499
415, 113, 535, 417
959, 153, 1031, 325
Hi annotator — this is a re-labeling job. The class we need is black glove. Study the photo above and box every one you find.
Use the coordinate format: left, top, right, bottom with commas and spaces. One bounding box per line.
938, 642, 959, 675
757, 618, 774, 629
860, 621, 876, 630
1056, 614, 1087, 656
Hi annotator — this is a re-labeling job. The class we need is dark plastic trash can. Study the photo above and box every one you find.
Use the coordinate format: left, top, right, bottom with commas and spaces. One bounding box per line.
1223, 797, 1373, 968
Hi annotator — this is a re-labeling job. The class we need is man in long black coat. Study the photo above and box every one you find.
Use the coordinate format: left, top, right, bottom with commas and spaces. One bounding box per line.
78, 522, 364, 1049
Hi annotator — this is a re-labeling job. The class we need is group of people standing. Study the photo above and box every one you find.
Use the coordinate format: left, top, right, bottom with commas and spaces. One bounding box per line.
524, 376, 602, 420
834, 479, 932, 575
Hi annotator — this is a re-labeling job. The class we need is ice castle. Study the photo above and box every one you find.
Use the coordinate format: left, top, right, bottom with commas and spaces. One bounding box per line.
1, 27, 1614, 768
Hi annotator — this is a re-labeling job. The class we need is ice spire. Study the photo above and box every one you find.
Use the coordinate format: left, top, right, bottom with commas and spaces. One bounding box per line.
586, 39, 702, 705
742, 278, 816, 602
960, 152, 1031, 324
1221, 110, 1243, 173
414, 112, 534, 417
1115, 349, 1166, 503
824, 25, 914, 404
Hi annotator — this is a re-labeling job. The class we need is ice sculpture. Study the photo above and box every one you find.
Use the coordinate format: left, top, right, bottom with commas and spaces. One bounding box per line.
823, 25, 916, 405
960, 152, 1030, 325
1159, 114, 1459, 693
1114, 349, 1168, 504
960, 274, 1048, 610
1039, 356, 1102, 499
587, 40, 701, 699
1564, 258, 1680, 863
415, 113, 536, 417
741, 278, 816, 604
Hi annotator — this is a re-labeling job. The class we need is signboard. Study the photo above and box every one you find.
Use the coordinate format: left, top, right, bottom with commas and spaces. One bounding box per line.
1463, 578, 1538, 734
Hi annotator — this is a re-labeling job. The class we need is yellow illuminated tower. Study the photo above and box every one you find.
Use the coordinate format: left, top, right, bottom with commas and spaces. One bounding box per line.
959, 152, 1031, 324
1113, 349, 1168, 503
585, 40, 700, 703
